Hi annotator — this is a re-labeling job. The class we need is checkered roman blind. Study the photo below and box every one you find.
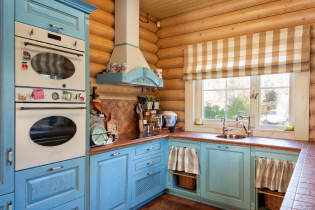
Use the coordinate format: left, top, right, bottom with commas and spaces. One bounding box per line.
183, 25, 310, 80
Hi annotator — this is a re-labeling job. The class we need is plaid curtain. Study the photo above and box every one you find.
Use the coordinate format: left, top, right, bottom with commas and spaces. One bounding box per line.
184, 24, 310, 80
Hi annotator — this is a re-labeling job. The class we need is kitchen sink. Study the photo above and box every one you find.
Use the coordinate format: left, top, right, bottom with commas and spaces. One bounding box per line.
216, 134, 246, 139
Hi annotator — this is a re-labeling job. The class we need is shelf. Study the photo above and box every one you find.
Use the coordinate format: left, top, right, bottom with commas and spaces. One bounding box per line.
258, 188, 285, 198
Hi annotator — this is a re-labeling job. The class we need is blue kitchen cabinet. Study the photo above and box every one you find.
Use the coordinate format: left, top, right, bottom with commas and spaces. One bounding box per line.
0, 193, 14, 210
0, 0, 15, 197
15, 0, 86, 40
90, 147, 132, 210
200, 142, 251, 210
50, 196, 85, 210
15, 157, 85, 210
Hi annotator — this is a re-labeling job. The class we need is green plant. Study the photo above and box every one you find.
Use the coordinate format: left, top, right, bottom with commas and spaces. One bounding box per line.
204, 103, 225, 119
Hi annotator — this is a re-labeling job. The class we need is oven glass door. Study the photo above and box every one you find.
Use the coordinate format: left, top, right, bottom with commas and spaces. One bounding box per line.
15, 103, 86, 171
15, 36, 85, 90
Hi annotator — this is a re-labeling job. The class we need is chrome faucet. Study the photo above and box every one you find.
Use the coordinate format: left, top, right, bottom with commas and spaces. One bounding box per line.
236, 115, 252, 137
221, 118, 232, 135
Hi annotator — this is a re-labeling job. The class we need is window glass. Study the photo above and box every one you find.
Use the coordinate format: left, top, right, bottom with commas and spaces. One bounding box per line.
260, 73, 290, 126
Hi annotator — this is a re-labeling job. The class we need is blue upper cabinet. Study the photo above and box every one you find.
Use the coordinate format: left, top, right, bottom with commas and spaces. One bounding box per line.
15, 0, 91, 40
200, 143, 251, 210
0, 0, 15, 196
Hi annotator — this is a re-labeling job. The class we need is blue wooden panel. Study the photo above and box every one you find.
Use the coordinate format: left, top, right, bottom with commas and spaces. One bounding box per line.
0, 0, 15, 196
49, 196, 85, 210
15, 0, 85, 40
15, 157, 85, 210
132, 140, 166, 160
252, 147, 299, 162
131, 165, 166, 208
131, 152, 164, 176
0, 193, 14, 210
200, 143, 250, 210
90, 147, 131, 210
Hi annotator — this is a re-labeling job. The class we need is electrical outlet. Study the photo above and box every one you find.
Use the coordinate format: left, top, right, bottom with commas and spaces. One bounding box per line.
157, 21, 160, 28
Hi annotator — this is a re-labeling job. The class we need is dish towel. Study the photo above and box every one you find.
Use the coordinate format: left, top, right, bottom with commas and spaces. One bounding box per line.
167, 146, 200, 174
254, 157, 296, 193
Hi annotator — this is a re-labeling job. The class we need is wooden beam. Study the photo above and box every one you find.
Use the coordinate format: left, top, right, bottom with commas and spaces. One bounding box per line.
156, 57, 184, 69
311, 23, 315, 39
90, 49, 111, 65
163, 79, 185, 90
90, 63, 106, 78
139, 16, 158, 33
311, 39, 315, 54
312, 54, 315, 69
159, 0, 276, 28
157, 8, 315, 49
139, 38, 159, 54
148, 64, 157, 70
89, 34, 114, 53
139, 27, 159, 44
89, 19, 114, 40
157, 0, 315, 38
311, 68, 315, 84
157, 46, 184, 60
90, 8, 114, 27
156, 90, 185, 101
159, 101, 185, 111
140, 11, 157, 23
83, 0, 114, 14
177, 122, 185, 131
141, 50, 159, 64
162, 68, 183, 80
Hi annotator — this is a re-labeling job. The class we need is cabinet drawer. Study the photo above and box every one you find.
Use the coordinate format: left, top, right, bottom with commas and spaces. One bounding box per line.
133, 140, 165, 159
0, 193, 14, 210
131, 152, 164, 176
50, 196, 84, 210
15, 157, 85, 210
131, 165, 166, 208
15, 0, 85, 40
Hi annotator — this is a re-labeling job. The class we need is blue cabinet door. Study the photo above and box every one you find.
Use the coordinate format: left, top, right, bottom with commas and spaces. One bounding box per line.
90, 147, 131, 210
200, 143, 250, 210
0, 0, 15, 196
49, 196, 85, 210
0, 193, 14, 210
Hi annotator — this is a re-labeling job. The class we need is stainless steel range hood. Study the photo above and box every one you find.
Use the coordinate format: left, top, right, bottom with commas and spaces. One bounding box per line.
97, 0, 163, 87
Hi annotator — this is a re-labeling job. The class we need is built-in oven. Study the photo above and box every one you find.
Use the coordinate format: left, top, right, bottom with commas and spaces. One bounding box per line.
15, 22, 85, 90
15, 87, 86, 171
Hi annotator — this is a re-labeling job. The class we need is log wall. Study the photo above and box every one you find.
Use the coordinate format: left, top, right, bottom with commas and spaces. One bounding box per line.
156, 0, 315, 133
84, 0, 160, 100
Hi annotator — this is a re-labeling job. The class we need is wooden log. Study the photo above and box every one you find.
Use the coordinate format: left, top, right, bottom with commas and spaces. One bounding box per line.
89, 34, 114, 53
90, 49, 111, 65
156, 57, 184, 69
163, 79, 185, 90
177, 122, 185, 131
139, 27, 159, 43
159, 101, 185, 111
309, 129, 315, 141
311, 68, 315, 84
90, 9, 114, 27
157, 46, 184, 59
311, 23, 315, 39
162, 68, 183, 80
148, 64, 157, 70
157, 0, 315, 38
140, 11, 157, 23
310, 84, 315, 98
311, 39, 315, 54
139, 38, 159, 54
141, 50, 159, 64
89, 19, 114, 40
159, 0, 276, 28
139, 16, 158, 33
173, 111, 185, 122
90, 63, 106, 78
83, 0, 114, 14
156, 90, 185, 101
312, 54, 315, 69
157, 8, 315, 49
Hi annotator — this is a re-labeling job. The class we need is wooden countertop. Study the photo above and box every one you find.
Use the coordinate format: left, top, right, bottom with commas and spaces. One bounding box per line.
90, 131, 315, 209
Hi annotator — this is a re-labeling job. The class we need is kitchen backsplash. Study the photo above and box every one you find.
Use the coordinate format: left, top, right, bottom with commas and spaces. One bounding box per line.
101, 99, 139, 134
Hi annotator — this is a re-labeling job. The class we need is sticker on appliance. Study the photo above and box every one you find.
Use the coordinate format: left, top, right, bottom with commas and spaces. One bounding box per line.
62, 91, 72, 101
33, 89, 45, 100
22, 51, 31, 60
22, 61, 28, 70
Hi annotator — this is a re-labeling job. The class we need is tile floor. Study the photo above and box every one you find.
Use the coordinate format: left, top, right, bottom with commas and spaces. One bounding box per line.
138, 193, 224, 210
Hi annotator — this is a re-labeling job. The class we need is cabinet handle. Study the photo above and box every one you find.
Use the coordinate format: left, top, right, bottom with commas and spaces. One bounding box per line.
147, 172, 154, 175
218, 146, 228, 149
8, 201, 12, 210
147, 148, 154, 151
48, 166, 63, 171
49, 24, 63, 30
147, 162, 154, 165
8, 148, 12, 166
111, 153, 120, 156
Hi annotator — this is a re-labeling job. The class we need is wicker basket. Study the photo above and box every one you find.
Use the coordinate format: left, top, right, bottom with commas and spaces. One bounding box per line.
265, 194, 283, 210
172, 171, 196, 190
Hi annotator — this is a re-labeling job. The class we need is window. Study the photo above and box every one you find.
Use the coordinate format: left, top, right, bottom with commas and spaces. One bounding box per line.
201, 73, 291, 128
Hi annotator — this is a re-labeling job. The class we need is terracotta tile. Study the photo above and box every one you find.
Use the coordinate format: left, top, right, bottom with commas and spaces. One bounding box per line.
295, 194, 315, 204
282, 198, 294, 207
297, 188, 315, 197
192, 202, 223, 210
162, 194, 196, 206
293, 201, 315, 209
280, 207, 292, 210
298, 183, 315, 191
285, 192, 296, 200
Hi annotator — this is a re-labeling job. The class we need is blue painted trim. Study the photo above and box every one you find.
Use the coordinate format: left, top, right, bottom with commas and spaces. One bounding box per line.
115, 43, 140, 48
55, 0, 97, 14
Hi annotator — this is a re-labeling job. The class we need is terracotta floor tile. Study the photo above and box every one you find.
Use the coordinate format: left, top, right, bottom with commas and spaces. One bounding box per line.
297, 188, 315, 197
192, 202, 223, 210
282, 198, 294, 207
294, 194, 315, 204
162, 194, 196, 206
293, 201, 315, 210
298, 183, 315, 191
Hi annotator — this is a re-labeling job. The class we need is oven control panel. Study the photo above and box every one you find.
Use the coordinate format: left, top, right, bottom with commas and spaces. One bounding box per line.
15, 87, 85, 103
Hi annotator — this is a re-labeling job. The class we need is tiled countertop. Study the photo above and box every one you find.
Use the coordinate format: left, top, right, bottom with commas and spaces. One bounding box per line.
90, 131, 315, 210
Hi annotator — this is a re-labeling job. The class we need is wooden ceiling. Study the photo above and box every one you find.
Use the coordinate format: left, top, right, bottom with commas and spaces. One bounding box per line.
140, 0, 233, 20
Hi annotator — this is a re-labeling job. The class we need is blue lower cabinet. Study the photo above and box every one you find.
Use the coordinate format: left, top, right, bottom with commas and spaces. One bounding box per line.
131, 165, 166, 208
15, 157, 85, 210
0, 193, 14, 210
49, 196, 85, 210
90, 147, 131, 210
200, 143, 250, 209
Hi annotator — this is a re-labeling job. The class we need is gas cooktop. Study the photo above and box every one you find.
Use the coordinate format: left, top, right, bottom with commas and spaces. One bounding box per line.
119, 133, 161, 140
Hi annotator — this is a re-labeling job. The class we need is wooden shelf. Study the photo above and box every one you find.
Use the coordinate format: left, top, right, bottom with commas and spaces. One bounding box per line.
258, 188, 285, 198
172, 171, 196, 179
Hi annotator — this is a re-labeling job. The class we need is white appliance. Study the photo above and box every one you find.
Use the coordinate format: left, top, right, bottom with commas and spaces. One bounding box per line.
15, 22, 85, 90
15, 87, 86, 171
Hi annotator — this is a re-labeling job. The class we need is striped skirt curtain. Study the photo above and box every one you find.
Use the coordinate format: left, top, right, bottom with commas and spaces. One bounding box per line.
168, 146, 200, 174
